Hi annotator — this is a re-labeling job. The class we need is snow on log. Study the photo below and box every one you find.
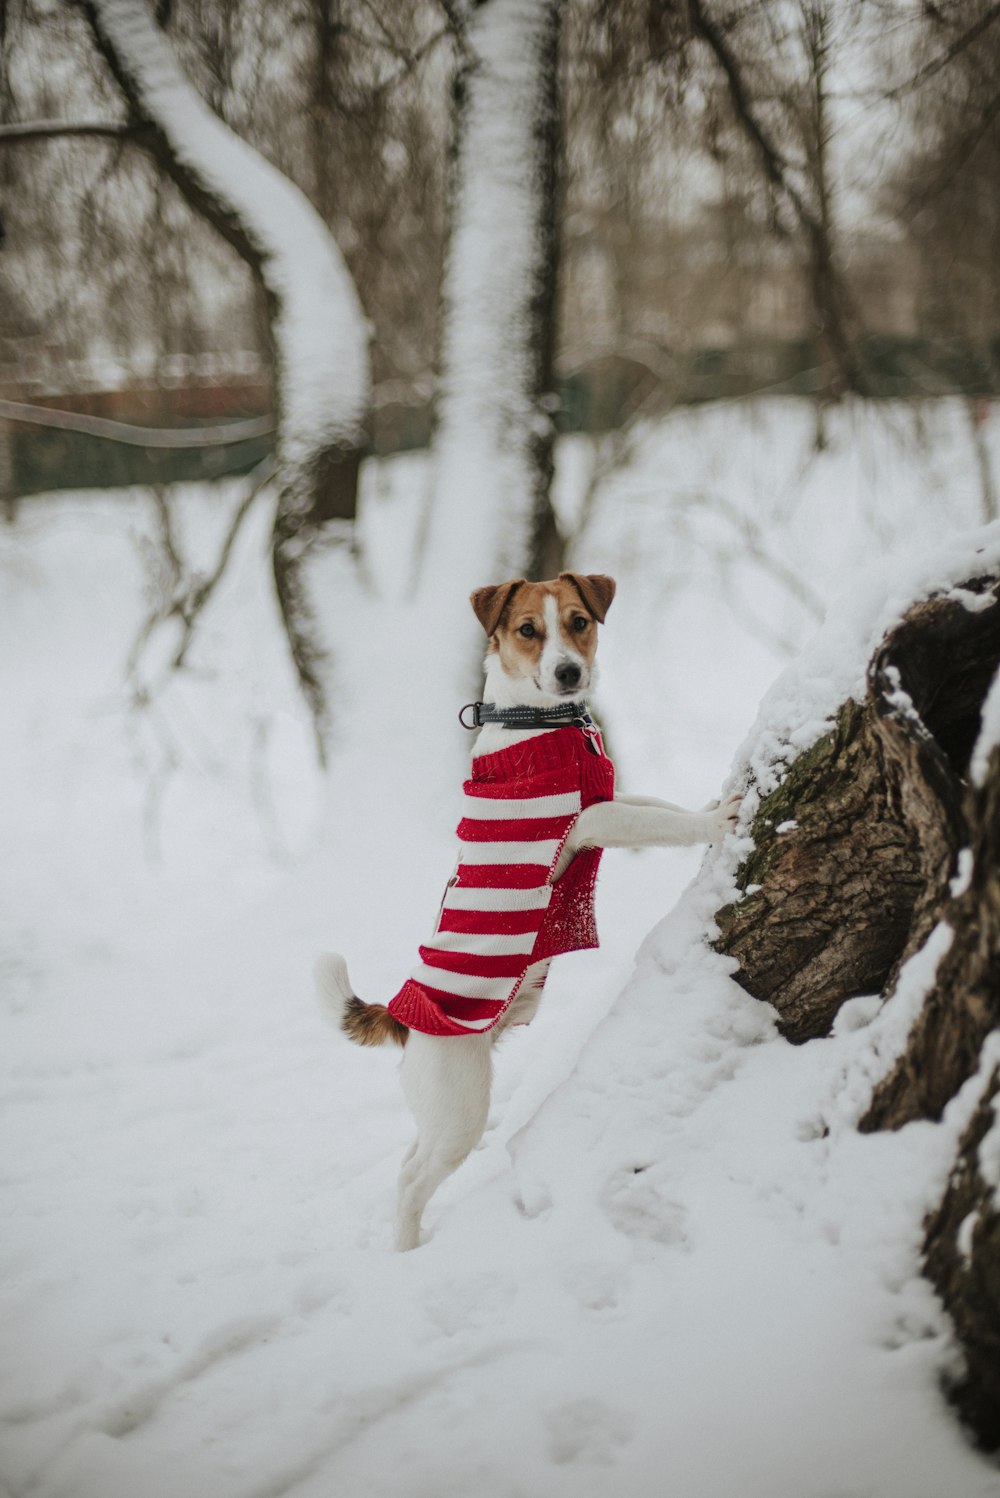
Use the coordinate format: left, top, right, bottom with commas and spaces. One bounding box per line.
418, 0, 562, 607
81, 0, 369, 491
714, 534, 1000, 1050
714, 693, 929, 1042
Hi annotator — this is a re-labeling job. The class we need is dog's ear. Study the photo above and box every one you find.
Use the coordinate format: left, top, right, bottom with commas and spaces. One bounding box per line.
470, 579, 525, 637
561, 572, 616, 623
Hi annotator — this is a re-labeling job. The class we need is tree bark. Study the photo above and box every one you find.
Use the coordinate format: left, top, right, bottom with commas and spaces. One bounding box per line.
863, 676, 1000, 1132
714, 696, 924, 1040
923, 1057, 1000, 1451
712, 564, 1000, 1446
714, 578, 1000, 1041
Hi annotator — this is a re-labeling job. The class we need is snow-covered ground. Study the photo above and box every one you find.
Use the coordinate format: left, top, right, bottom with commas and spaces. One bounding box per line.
2, 399, 999, 1497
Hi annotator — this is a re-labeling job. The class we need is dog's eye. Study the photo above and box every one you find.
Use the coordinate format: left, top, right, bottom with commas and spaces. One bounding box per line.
518, 622, 536, 639
571, 615, 589, 633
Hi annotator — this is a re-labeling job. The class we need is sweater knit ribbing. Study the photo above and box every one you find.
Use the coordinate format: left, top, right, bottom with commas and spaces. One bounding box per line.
387, 728, 615, 1037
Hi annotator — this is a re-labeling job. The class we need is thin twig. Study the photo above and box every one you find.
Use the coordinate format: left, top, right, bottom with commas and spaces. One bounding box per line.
127, 457, 276, 704
693, 489, 825, 621
0, 118, 149, 144
173, 455, 278, 667
883, 0, 1000, 98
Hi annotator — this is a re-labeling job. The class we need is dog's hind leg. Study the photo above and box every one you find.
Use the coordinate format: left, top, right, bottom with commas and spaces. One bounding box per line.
394, 1031, 492, 1251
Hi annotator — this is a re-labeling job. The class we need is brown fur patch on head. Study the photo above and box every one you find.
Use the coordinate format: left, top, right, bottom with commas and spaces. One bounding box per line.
559, 572, 616, 623
549, 577, 600, 664
470, 579, 526, 637
342, 996, 408, 1048
495, 581, 551, 673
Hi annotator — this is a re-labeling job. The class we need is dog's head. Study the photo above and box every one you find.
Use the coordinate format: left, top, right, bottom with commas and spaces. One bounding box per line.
470, 572, 616, 705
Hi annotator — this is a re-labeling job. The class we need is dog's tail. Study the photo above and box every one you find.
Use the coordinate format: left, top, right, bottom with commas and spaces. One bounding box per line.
313, 952, 409, 1048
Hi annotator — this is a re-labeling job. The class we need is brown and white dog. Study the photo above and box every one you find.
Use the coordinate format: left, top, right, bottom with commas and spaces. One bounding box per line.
315, 573, 740, 1250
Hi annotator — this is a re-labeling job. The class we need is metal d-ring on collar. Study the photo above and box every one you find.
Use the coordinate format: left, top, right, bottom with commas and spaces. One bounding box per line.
458, 700, 598, 735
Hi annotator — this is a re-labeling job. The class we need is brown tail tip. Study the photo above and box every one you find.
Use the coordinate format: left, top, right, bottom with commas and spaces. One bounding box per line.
343, 995, 408, 1048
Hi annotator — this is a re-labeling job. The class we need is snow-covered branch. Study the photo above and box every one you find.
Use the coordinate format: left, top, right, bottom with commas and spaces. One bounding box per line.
79, 0, 372, 754
80, 0, 369, 482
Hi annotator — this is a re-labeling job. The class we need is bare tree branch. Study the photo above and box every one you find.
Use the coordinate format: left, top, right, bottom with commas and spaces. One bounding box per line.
128, 455, 277, 702
0, 117, 150, 143
686, 0, 869, 396
172, 457, 276, 668
937, 83, 1000, 176
884, 0, 1000, 97
687, 0, 806, 225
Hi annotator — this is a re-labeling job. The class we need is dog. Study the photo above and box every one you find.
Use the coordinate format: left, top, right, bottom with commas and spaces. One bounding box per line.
315, 572, 741, 1250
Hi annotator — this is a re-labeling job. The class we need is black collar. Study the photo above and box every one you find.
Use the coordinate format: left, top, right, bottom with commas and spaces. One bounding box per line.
459, 700, 596, 732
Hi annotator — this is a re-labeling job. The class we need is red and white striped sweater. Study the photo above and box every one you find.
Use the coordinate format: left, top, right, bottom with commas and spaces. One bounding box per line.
387, 727, 615, 1037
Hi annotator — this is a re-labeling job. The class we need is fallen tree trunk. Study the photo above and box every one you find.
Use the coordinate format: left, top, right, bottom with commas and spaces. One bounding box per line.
714, 578, 999, 1045
712, 554, 1000, 1448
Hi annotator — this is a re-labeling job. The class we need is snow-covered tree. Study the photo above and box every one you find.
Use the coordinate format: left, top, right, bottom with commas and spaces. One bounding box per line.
79, 0, 370, 752
417, 0, 564, 613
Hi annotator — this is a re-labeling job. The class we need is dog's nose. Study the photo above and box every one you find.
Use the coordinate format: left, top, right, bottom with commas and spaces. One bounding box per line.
555, 661, 582, 689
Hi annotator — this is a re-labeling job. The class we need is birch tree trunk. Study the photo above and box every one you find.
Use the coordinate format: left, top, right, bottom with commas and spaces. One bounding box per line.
80, 0, 370, 755
712, 551, 1000, 1448
418, 0, 564, 616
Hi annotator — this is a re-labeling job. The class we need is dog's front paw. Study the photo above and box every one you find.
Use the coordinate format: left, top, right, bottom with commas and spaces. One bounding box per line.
721, 791, 742, 824
703, 792, 743, 843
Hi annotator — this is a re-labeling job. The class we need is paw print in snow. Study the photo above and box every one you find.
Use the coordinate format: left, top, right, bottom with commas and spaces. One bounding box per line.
546, 1398, 632, 1465
601, 1164, 690, 1248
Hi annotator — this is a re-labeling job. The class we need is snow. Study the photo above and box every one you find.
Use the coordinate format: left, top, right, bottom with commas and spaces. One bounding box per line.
950, 847, 974, 899
971, 665, 1000, 788
975, 1039, 1000, 1208
933, 1031, 1000, 1211
957, 1212, 980, 1262
725, 512, 1000, 817
89, 0, 369, 473
821, 920, 955, 1132
3, 398, 1000, 1496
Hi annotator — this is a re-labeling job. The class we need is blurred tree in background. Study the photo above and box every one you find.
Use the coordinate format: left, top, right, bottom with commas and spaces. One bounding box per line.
884, 0, 1000, 385
3, 0, 998, 447
0, 0, 998, 728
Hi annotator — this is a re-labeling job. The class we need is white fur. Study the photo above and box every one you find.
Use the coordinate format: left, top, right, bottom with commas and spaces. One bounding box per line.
537, 593, 589, 697
314, 951, 353, 1021
315, 594, 740, 1250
